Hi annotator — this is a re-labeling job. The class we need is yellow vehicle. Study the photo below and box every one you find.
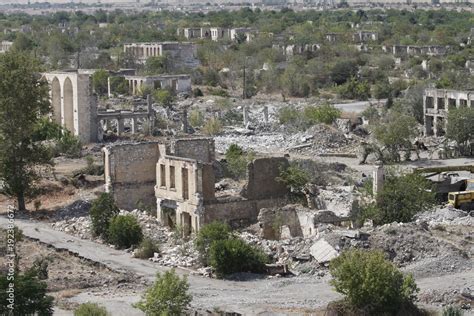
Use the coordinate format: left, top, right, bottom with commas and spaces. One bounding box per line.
448, 179, 474, 210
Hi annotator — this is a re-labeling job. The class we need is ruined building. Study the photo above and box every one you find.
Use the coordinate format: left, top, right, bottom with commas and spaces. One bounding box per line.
423, 88, 474, 137
43, 71, 98, 143
103, 138, 289, 235
124, 74, 191, 96
123, 42, 199, 69
43, 70, 156, 143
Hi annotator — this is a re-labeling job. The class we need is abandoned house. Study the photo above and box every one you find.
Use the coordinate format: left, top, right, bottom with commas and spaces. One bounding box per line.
352, 31, 378, 42
43, 70, 156, 143
177, 27, 254, 42
383, 45, 449, 57
423, 88, 474, 137
0, 41, 13, 53
124, 74, 192, 95
103, 138, 290, 235
123, 42, 199, 68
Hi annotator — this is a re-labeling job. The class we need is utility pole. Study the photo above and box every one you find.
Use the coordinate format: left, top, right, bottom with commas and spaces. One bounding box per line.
242, 60, 246, 99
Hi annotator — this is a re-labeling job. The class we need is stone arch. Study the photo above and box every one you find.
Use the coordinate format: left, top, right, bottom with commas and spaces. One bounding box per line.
51, 77, 61, 125
63, 77, 75, 133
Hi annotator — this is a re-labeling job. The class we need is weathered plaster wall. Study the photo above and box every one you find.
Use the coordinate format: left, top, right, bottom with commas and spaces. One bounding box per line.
244, 157, 289, 200
103, 142, 161, 209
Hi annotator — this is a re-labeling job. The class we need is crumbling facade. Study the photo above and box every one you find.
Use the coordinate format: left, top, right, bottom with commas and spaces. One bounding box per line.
177, 27, 254, 42
124, 74, 192, 95
123, 42, 199, 68
352, 31, 378, 42
423, 88, 474, 136
42, 71, 98, 143
0, 41, 13, 53
383, 45, 449, 57
103, 138, 289, 235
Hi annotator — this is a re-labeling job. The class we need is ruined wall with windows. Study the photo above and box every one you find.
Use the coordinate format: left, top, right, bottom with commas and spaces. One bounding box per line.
423, 89, 473, 137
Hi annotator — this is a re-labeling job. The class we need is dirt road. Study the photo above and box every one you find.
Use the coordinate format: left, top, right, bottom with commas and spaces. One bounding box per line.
1, 217, 472, 315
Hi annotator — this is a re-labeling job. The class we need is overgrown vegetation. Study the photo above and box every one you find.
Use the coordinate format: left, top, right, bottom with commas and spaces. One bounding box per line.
107, 214, 144, 249
330, 249, 419, 315
136, 269, 192, 316
90, 193, 120, 240
358, 171, 435, 226
224, 144, 255, 179
209, 238, 268, 278
74, 303, 109, 316
134, 238, 160, 259
195, 221, 231, 265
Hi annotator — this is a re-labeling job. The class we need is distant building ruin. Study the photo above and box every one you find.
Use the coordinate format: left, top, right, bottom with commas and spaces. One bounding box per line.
177, 27, 254, 42
0, 41, 13, 53
123, 42, 199, 68
103, 138, 289, 235
124, 74, 192, 95
423, 88, 474, 137
383, 45, 449, 57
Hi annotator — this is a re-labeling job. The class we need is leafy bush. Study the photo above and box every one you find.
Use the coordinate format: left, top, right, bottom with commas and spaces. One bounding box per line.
303, 104, 341, 125
193, 87, 203, 97
0, 269, 54, 316
32, 118, 62, 142
136, 269, 192, 316
278, 107, 302, 125
209, 238, 268, 278
446, 107, 474, 156
442, 306, 464, 316
78, 156, 104, 176
109, 76, 128, 95
91, 69, 109, 95
195, 221, 231, 265
90, 193, 119, 240
330, 249, 418, 315
373, 172, 435, 225
107, 214, 143, 249
202, 117, 223, 136
189, 109, 204, 128
277, 163, 310, 193
225, 144, 255, 179
337, 78, 371, 101
134, 238, 160, 259
74, 303, 109, 316
55, 130, 82, 158
153, 88, 174, 108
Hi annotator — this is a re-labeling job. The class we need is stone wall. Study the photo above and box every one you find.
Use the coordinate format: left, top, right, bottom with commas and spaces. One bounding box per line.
103, 142, 161, 209
170, 138, 215, 163
203, 198, 287, 228
244, 157, 289, 200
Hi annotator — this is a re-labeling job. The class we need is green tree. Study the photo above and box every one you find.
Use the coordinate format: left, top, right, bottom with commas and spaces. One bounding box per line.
153, 89, 174, 108
195, 221, 231, 265
373, 172, 435, 225
337, 78, 371, 101
209, 238, 268, 278
0, 52, 52, 211
92, 69, 109, 95
446, 107, 474, 156
331, 60, 359, 85
145, 56, 169, 75
225, 144, 254, 179
110, 76, 129, 95
107, 214, 143, 249
277, 163, 310, 193
202, 117, 223, 136
90, 193, 119, 240
74, 303, 109, 316
330, 249, 418, 315
303, 104, 341, 125
136, 269, 192, 316
12, 33, 36, 52
373, 110, 418, 162
0, 269, 54, 315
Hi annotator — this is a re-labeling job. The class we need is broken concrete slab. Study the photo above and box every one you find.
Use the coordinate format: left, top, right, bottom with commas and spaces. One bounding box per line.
310, 239, 339, 263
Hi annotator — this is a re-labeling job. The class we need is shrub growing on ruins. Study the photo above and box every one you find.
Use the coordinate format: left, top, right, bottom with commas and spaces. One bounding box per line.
209, 238, 268, 278
277, 163, 310, 193
107, 214, 143, 249
90, 193, 120, 240
91, 69, 109, 95
442, 306, 464, 316
374, 172, 436, 225
202, 117, 223, 136
153, 88, 175, 108
303, 104, 341, 125
225, 144, 254, 179
329, 249, 419, 315
55, 130, 82, 158
195, 221, 231, 265
446, 107, 474, 156
189, 109, 205, 127
0, 268, 54, 315
136, 269, 192, 315
134, 238, 160, 259
74, 303, 109, 316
